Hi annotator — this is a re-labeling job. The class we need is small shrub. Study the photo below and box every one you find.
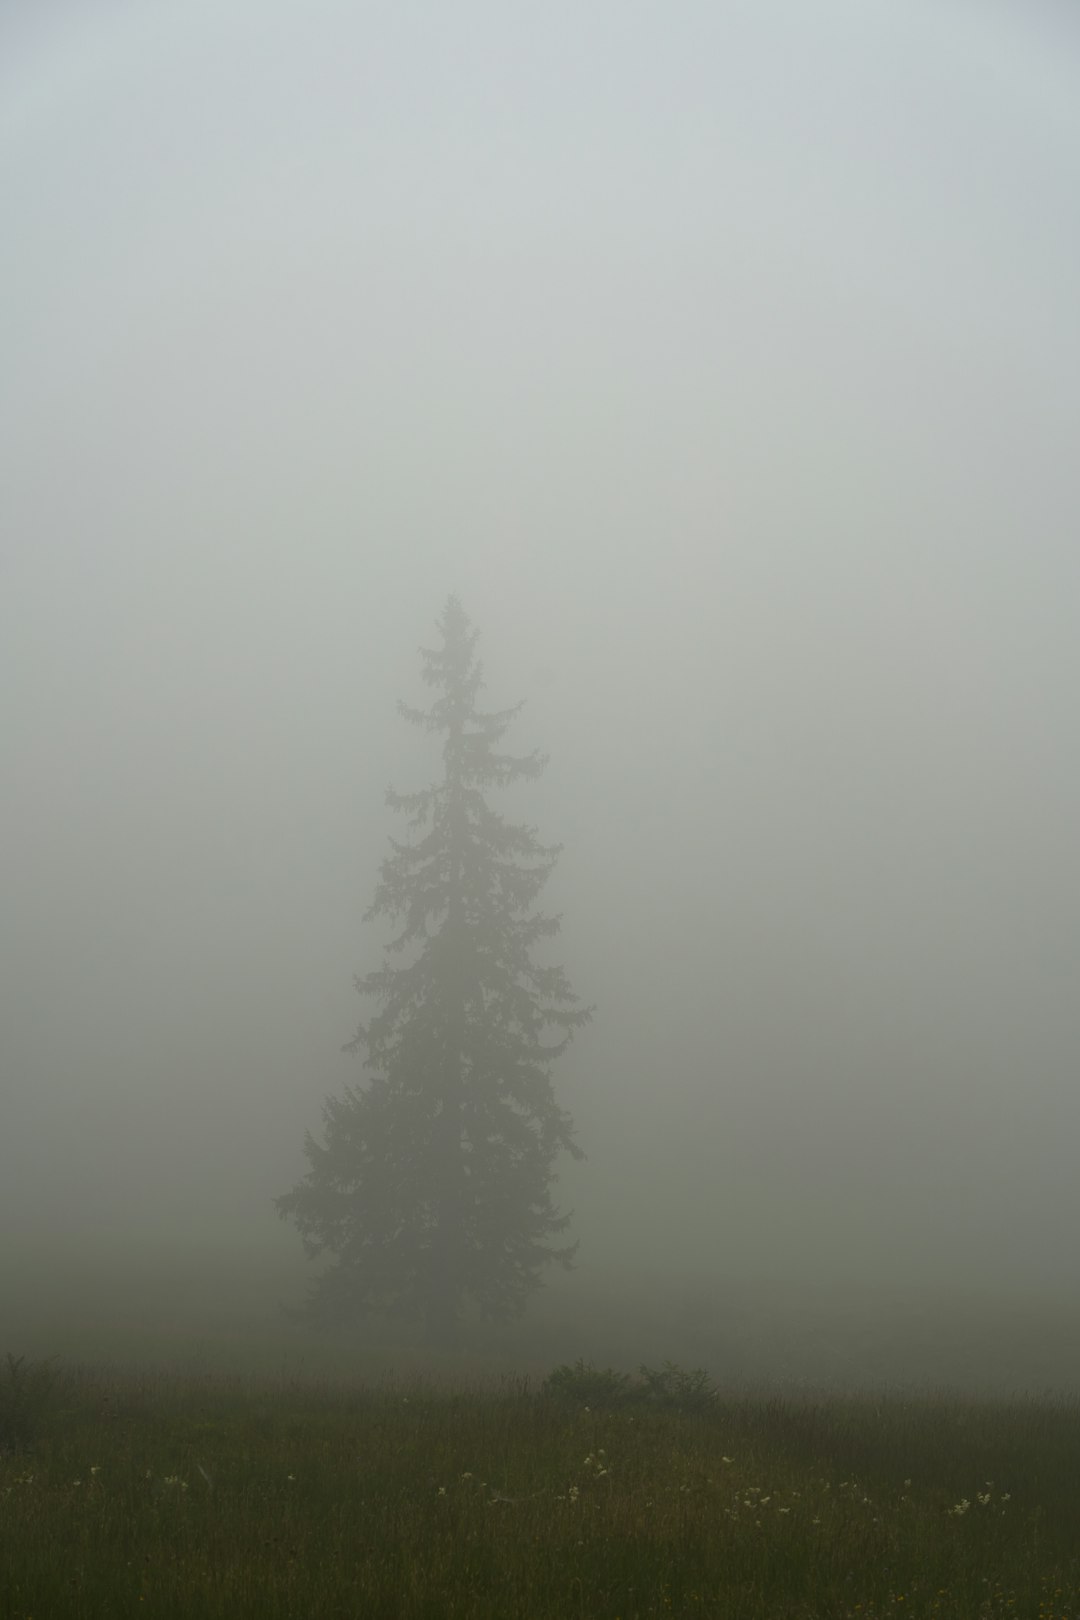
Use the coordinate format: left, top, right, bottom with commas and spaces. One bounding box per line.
637, 1361, 718, 1412
541, 1358, 719, 1412
0, 1353, 60, 1453
541, 1359, 632, 1407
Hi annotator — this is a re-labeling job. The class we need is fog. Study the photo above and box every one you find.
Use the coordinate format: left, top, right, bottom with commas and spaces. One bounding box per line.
4, 1, 1080, 1385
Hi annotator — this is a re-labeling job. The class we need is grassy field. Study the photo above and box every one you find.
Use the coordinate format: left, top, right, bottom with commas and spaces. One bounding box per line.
3, 1357, 1080, 1620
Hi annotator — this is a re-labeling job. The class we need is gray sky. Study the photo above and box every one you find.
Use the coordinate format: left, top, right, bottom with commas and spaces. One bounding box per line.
3, 1, 1080, 1301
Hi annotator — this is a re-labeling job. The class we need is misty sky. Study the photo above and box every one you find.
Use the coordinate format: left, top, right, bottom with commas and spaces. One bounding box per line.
3, 1, 1080, 1299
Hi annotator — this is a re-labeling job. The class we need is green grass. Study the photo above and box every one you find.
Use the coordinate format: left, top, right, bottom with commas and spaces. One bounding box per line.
3, 1362, 1080, 1619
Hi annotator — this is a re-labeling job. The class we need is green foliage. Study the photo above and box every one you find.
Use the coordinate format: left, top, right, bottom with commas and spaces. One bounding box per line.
541, 1358, 633, 1407
0, 1353, 59, 1453
277, 597, 591, 1343
637, 1360, 718, 1411
541, 1359, 718, 1412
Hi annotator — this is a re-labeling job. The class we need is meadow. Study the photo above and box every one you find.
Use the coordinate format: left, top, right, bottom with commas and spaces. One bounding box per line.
3, 1354, 1080, 1620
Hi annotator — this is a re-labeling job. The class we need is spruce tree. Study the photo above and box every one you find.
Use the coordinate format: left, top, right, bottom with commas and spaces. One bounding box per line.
276, 596, 590, 1344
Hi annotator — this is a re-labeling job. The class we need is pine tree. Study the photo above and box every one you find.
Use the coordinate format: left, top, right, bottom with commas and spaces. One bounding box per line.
276, 596, 590, 1344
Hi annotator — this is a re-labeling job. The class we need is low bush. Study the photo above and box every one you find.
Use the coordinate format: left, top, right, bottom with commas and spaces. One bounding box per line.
637, 1359, 718, 1411
540, 1358, 633, 1406
541, 1357, 718, 1411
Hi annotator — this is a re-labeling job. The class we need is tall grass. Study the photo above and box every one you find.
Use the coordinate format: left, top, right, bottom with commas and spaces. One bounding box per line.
2, 1361, 1079, 1618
